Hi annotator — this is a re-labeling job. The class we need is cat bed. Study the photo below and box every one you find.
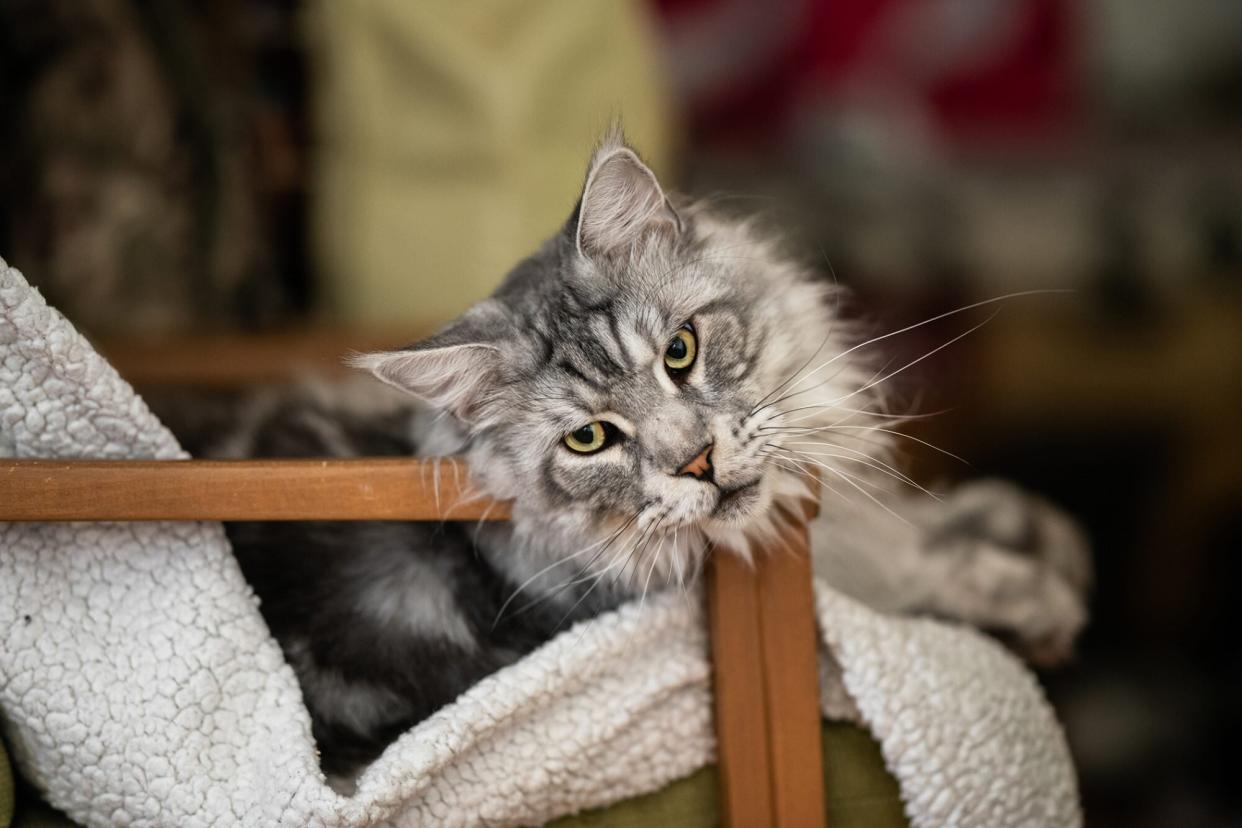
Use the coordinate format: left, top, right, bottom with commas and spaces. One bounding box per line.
0, 258, 1080, 827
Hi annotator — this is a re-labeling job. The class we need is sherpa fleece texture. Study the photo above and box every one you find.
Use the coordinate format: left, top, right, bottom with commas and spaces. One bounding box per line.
0, 258, 1080, 827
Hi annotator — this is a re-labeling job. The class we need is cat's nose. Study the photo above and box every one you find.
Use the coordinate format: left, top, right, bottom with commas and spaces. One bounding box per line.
677, 443, 714, 483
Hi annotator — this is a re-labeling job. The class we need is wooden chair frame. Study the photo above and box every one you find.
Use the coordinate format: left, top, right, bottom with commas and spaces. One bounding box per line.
0, 457, 826, 827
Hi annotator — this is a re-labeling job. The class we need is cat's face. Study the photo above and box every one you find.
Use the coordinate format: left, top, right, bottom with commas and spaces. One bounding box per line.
357, 135, 876, 591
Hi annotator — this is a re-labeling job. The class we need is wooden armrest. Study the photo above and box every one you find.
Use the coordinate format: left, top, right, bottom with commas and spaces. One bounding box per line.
0, 458, 502, 522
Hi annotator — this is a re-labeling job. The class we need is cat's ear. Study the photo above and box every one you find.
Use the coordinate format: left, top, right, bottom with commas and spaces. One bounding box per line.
350, 303, 508, 422
574, 136, 681, 260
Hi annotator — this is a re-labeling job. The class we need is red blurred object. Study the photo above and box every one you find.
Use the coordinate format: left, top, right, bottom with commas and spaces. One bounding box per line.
651, 0, 1079, 146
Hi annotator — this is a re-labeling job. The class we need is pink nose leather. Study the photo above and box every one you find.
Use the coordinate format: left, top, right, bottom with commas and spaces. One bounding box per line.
678, 444, 714, 480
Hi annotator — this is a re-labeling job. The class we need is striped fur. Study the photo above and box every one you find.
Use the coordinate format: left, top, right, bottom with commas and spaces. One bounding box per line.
205, 133, 889, 776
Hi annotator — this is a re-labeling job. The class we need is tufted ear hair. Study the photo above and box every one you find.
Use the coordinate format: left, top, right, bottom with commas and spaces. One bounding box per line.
574, 134, 681, 260
349, 301, 509, 423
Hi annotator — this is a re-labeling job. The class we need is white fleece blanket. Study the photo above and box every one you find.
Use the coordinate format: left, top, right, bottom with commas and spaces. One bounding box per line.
0, 258, 1080, 827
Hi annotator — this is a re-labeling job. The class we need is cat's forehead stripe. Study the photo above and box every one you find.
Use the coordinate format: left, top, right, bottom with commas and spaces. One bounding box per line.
589, 312, 632, 371
539, 302, 653, 381
556, 359, 608, 392
606, 312, 634, 368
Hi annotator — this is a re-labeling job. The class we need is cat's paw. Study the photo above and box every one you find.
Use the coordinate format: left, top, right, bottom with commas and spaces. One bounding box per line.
928, 479, 1093, 595
919, 479, 1092, 666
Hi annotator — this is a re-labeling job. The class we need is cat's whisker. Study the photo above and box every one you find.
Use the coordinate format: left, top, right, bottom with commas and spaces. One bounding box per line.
750, 360, 851, 419
767, 455, 858, 512
442, 466, 493, 529
619, 511, 669, 586
780, 442, 941, 501
777, 446, 907, 525
827, 404, 952, 422
768, 446, 905, 501
763, 402, 938, 458
500, 511, 642, 623
765, 455, 818, 484
817, 462, 913, 526
544, 551, 634, 631
494, 533, 622, 628
755, 350, 897, 421
575, 515, 667, 652
639, 532, 667, 614
671, 525, 688, 588
749, 256, 846, 414
765, 399, 897, 429
556, 514, 665, 632
775, 446, 924, 498
589, 512, 661, 592
750, 329, 837, 414
776, 407, 857, 427
757, 340, 893, 417
754, 289, 1069, 416
768, 394, 895, 429
759, 399, 872, 433
829, 311, 999, 410
785, 424, 970, 465
688, 539, 711, 595
432, 457, 442, 518
763, 408, 937, 445
767, 402, 842, 420
472, 500, 498, 543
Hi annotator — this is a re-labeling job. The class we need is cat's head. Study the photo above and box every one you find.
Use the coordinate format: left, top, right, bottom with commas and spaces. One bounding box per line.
355, 132, 881, 590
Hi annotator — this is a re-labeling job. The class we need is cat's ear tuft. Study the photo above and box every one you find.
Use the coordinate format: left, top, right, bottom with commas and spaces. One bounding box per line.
574, 135, 681, 260
349, 304, 508, 422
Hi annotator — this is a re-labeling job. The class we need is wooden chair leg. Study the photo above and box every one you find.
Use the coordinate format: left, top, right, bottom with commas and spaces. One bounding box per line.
709, 517, 827, 828
708, 549, 776, 826
757, 520, 827, 827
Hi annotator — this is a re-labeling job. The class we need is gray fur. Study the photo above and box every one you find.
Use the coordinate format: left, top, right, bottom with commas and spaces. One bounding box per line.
194, 131, 1089, 777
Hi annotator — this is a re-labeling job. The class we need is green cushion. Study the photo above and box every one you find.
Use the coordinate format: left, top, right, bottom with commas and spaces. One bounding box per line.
2, 721, 906, 827
550, 721, 907, 828
2, 729, 14, 827
10, 796, 76, 828
1, 734, 76, 828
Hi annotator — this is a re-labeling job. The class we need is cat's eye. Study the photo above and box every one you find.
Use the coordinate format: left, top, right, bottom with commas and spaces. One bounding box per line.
564, 421, 616, 454
664, 324, 697, 375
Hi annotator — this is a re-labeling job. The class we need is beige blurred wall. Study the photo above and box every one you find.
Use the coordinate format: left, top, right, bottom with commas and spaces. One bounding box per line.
307, 1, 676, 328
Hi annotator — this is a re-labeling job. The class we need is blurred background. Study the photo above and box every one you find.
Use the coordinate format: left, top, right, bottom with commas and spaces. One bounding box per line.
1, 1, 1239, 824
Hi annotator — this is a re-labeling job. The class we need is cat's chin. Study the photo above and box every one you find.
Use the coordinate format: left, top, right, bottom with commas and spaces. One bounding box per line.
711, 479, 763, 521
699, 484, 762, 541
700, 469, 818, 559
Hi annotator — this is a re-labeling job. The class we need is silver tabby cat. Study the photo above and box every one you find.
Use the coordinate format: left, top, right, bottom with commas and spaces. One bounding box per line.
203, 131, 1090, 776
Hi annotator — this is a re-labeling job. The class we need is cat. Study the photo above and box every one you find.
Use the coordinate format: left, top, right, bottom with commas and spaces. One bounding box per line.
182, 130, 1090, 776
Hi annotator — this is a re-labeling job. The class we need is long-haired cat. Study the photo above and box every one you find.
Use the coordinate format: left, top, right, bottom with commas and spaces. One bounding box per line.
191, 131, 1089, 776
